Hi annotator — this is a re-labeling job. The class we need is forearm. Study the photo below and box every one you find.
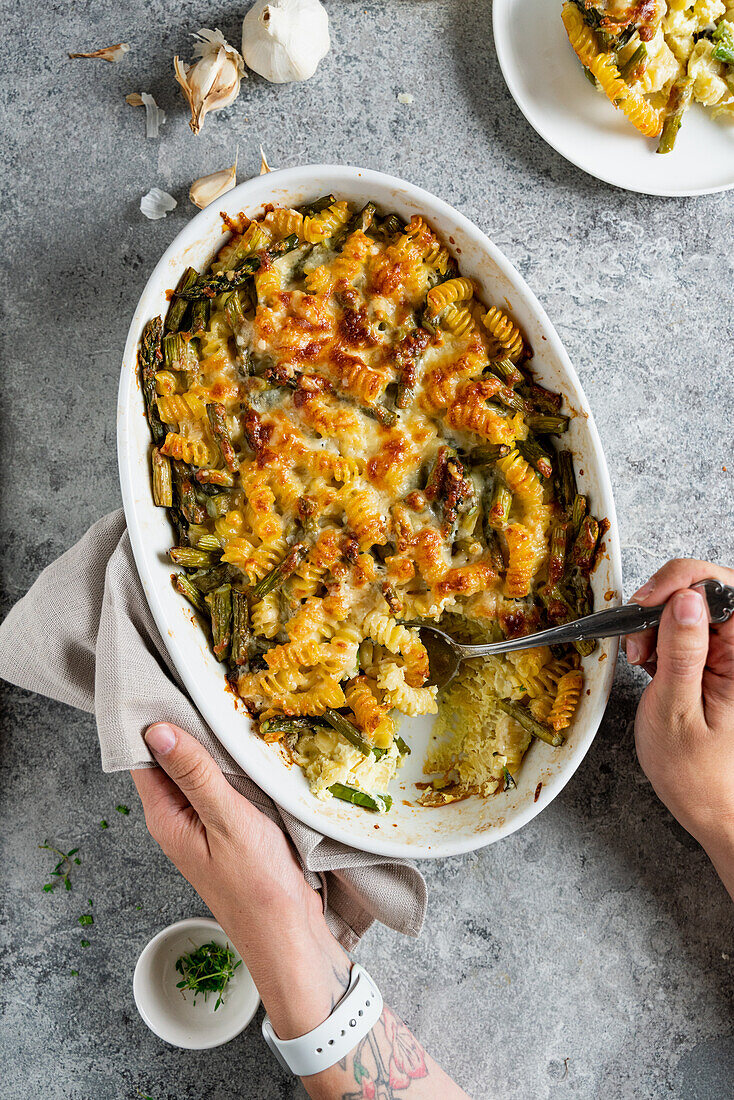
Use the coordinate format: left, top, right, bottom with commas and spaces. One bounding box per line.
301, 1005, 471, 1100
225, 907, 470, 1099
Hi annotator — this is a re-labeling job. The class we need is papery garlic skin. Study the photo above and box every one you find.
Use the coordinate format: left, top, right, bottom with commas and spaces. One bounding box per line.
174, 29, 246, 135
69, 43, 130, 62
141, 188, 177, 220
242, 0, 330, 84
126, 92, 166, 138
189, 162, 237, 208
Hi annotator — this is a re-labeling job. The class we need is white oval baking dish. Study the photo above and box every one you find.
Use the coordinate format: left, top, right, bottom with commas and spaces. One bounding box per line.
118, 165, 622, 859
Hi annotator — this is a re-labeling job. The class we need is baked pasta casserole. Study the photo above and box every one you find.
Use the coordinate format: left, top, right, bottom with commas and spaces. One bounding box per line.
562, 1, 734, 152
139, 197, 606, 813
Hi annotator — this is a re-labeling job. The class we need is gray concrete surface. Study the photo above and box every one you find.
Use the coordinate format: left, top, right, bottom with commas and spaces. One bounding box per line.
1, 1, 733, 1097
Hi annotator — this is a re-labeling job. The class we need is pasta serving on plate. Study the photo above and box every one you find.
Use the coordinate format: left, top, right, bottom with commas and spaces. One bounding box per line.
562, 1, 734, 153
139, 197, 606, 813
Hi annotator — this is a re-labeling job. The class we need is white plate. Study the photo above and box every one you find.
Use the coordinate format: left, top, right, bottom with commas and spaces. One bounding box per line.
493, 0, 734, 197
117, 164, 622, 860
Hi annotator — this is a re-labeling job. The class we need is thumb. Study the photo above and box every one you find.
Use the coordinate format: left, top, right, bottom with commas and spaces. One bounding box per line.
650, 589, 709, 723
144, 723, 236, 831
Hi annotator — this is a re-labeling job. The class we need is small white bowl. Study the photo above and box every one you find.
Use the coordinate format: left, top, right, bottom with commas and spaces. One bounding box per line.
133, 917, 260, 1049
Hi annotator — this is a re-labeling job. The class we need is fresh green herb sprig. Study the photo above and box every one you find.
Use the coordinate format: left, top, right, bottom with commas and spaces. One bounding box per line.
40, 843, 81, 892
116, 804, 130, 815
175, 941, 242, 1010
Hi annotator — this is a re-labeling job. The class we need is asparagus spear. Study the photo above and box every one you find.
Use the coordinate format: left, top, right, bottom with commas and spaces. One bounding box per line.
491, 385, 530, 414
328, 783, 393, 813
196, 533, 221, 552
298, 194, 337, 217
520, 380, 563, 415
163, 332, 198, 377
230, 591, 250, 668
571, 493, 588, 534
489, 357, 523, 386
151, 448, 173, 507
165, 267, 197, 333
323, 709, 372, 755
140, 317, 165, 443
171, 461, 206, 525
379, 213, 405, 238
207, 403, 238, 472
251, 543, 308, 599
486, 482, 512, 530
517, 439, 553, 479
209, 585, 232, 660
368, 403, 398, 428
657, 78, 694, 155
497, 699, 564, 747
570, 515, 600, 573
712, 19, 734, 64
177, 235, 300, 299
224, 289, 246, 333
190, 299, 210, 336
528, 414, 569, 435
169, 546, 220, 568
619, 43, 647, 82
205, 494, 231, 519
260, 715, 327, 739
556, 450, 577, 512
466, 443, 512, 466
189, 563, 234, 593
547, 521, 568, 586
173, 572, 208, 615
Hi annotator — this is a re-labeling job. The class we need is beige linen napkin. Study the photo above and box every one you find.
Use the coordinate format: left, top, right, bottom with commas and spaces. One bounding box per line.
0, 510, 426, 949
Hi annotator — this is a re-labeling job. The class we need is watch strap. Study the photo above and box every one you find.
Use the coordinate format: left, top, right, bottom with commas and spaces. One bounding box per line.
261, 963, 383, 1077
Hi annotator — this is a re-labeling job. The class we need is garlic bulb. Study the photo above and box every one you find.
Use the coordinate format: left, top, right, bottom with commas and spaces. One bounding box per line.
242, 0, 330, 83
189, 160, 237, 208
140, 188, 177, 220
174, 29, 246, 135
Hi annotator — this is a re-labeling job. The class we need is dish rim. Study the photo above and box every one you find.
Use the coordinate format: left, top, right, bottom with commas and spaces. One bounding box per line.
117, 162, 622, 859
492, 0, 734, 198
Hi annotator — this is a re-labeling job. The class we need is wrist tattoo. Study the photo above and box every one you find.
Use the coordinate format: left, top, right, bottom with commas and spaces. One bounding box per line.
339, 1006, 429, 1099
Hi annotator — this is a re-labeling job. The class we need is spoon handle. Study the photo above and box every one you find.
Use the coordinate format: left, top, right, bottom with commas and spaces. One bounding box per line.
457, 579, 734, 658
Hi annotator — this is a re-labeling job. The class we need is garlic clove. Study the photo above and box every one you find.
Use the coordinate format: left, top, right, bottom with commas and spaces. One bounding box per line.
174, 28, 246, 135
189, 160, 237, 208
69, 42, 130, 62
140, 188, 177, 220
260, 146, 274, 174
126, 92, 166, 138
242, 0, 330, 84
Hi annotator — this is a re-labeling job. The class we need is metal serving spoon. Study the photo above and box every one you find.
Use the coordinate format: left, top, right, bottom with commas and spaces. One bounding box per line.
407, 579, 734, 689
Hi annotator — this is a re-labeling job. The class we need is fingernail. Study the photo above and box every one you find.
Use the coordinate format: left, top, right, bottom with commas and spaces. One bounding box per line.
673, 590, 705, 626
631, 579, 654, 602
145, 723, 176, 755
626, 638, 641, 665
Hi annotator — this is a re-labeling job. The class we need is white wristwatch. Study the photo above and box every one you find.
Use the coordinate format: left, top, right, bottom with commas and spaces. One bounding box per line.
261, 963, 383, 1077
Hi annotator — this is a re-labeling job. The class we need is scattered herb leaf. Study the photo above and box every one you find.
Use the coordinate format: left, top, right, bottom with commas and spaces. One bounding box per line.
78, 914, 94, 926
70, 969, 79, 976
100, 820, 108, 829
39, 843, 81, 892
116, 805, 130, 815
175, 941, 242, 1010
80, 939, 90, 948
